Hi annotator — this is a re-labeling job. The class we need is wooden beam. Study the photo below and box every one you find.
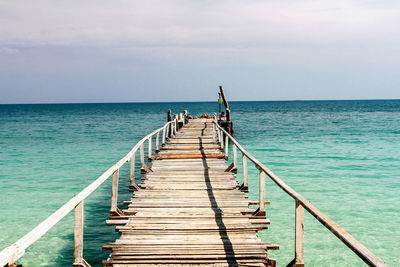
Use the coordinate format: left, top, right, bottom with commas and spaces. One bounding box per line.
155, 132, 160, 152
110, 169, 119, 212
294, 200, 305, 267
240, 154, 248, 192
233, 143, 237, 172
258, 170, 266, 216
224, 135, 229, 160
73, 201, 84, 266
148, 137, 152, 161
219, 85, 229, 110
129, 154, 135, 189
213, 121, 388, 267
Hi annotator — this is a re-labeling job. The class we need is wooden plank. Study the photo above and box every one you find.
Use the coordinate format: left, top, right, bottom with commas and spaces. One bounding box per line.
104, 118, 273, 266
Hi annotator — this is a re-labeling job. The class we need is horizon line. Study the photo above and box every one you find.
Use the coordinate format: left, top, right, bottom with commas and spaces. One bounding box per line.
1, 97, 400, 105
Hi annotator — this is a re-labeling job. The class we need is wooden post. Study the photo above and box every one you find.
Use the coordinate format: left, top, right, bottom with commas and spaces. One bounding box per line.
167, 110, 172, 137
295, 200, 305, 267
130, 154, 135, 188
216, 127, 222, 149
220, 131, 224, 149
140, 143, 144, 167
212, 124, 216, 142
257, 170, 266, 216
148, 137, 152, 161
167, 109, 172, 121
73, 200, 84, 266
233, 143, 237, 172
156, 132, 160, 151
226, 108, 231, 122
224, 135, 229, 160
219, 85, 230, 110
111, 169, 119, 212
162, 126, 166, 144
184, 110, 188, 124
240, 154, 248, 192
166, 124, 170, 139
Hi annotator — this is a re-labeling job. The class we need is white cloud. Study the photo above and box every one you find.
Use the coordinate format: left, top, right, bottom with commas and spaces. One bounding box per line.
0, 47, 20, 54
0, 0, 399, 48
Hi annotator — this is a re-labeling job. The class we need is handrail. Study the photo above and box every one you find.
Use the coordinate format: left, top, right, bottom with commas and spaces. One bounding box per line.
0, 118, 178, 267
213, 119, 387, 267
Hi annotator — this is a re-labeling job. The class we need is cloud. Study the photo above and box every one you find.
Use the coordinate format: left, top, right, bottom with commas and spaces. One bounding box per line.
0, 0, 399, 48
0, 0, 399, 103
0, 47, 20, 54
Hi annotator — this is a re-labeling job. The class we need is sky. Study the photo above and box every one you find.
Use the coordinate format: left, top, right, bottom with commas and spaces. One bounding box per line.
0, 0, 399, 103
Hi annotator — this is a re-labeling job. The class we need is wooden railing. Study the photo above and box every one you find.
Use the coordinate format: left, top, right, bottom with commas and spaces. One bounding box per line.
0, 116, 182, 267
212, 118, 387, 267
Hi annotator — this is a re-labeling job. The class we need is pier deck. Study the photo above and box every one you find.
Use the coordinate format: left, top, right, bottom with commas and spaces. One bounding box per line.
1, 100, 387, 267
103, 118, 274, 266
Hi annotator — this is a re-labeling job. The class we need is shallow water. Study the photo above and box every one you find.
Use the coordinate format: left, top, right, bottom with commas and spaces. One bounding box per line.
0, 100, 399, 266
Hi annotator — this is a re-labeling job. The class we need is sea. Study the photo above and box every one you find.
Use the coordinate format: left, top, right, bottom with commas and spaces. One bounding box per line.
0, 100, 399, 266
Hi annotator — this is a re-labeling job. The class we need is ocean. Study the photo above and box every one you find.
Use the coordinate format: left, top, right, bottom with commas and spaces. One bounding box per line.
0, 100, 399, 266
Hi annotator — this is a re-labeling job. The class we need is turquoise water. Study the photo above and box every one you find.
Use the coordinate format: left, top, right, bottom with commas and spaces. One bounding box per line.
0, 101, 399, 266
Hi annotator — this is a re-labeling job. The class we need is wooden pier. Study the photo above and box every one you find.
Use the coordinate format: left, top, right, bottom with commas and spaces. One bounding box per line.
0, 89, 388, 267
104, 118, 276, 266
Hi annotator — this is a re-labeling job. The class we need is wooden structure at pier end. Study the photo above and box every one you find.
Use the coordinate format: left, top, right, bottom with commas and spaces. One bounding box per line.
0, 87, 388, 267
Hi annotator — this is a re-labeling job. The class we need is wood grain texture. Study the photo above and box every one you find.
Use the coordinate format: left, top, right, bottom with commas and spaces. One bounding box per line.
104, 118, 274, 266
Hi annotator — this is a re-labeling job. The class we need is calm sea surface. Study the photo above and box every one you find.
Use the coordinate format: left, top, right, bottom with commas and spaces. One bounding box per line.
0, 101, 399, 266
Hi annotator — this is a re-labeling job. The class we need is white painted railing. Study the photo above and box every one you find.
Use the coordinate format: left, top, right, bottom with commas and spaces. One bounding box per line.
212, 118, 387, 267
0, 117, 180, 267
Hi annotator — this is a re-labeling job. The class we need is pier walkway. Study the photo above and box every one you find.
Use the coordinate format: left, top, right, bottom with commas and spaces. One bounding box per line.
0, 93, 388, 267
104, 118, 275, 266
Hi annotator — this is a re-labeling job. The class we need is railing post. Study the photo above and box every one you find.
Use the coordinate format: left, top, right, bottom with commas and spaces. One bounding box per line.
156, 132, 160, 151
184, 110, 188, 124
148, 137, 152, 161
162, 126, 166, 144
233, 143, 237, 172
140, 143, 144, 166
255, 169, 266, 217
224, 134, 229, 160
130, 154, 135, 189
240, 154, 248, 192
110, 169, 119, 212
166, 124, 170, 139
220, 131, 224, 149
294, 200, 305, 266
140, 143, 145, 173
212, 124, 216, 142
73, 200, 84, 266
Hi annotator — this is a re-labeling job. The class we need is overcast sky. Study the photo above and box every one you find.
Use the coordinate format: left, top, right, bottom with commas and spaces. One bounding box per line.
0, 0, 399, 103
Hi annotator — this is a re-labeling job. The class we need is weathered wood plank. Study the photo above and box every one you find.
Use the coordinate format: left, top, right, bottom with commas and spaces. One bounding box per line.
104, 118, 273, 267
